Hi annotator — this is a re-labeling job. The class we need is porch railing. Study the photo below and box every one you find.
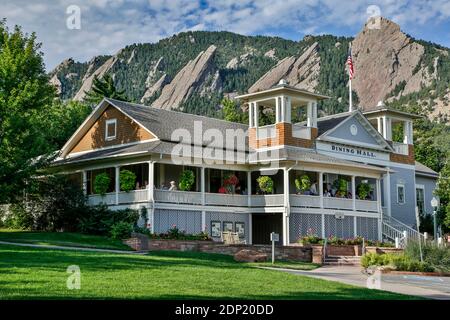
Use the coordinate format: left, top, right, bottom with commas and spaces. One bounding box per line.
323, 197, 353, 210
205, 193, 248, 207
250, 194, 284, 207
257, 124, 276, 140
119, 190, 148, 204
154, 190, 202, 205
292, 124, 311, 139
355, 199, 378, 212
290, 194, 320, 208
393, 142, 409, 155
88, 193, 116, 206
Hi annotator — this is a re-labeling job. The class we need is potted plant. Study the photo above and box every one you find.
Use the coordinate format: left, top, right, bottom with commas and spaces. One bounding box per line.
94, 172, 110, 196
222, 173, 239, 194
256, 176, 274, 194
333, 178, 348, 197
179, 170, 195, 191
295, 174, 311, 194
357, 181, 371, 200
120, 169, 136, 192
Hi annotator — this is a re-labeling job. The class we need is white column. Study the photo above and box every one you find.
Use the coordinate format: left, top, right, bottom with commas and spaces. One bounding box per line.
82, 170, 88, 196
312, 101, 318, 127
319, 172, 324, 209
307, 101, 313, 127
386, 118, 392, 141
247, 171, 252, 207
148, 161, 154, 201
385, 170, 391, 217
378, 177, 383, 241
275, 97, 281, 123
201, 167, 205, 205
382, 116, 388, 139
354, 216, 358, 237
115, 166, 120, 205
351, 176, 356, 211
249, 213, 253, 245
285, 96, 291, 123
321, 214, 325, 238
254, 102, 259, 129
283, 168, 290, 245
403, 121, 413, 144
249, 102, 254, 127
377, 117, 382, 134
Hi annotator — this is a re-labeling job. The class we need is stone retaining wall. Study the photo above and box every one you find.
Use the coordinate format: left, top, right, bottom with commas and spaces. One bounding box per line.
124, 236, 317, 262
365, 247, 403, 254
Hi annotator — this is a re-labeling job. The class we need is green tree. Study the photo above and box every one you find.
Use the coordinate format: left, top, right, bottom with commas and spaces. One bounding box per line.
84, 74, 128, 105
221, 98, 242, 123
0, 22, 56, 203
435, 159, 450, 231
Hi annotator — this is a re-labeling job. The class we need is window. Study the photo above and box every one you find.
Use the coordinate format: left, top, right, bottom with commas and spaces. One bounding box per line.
416, 186, 425, 214
105, 119, 117, 141
397, 184, 405, 204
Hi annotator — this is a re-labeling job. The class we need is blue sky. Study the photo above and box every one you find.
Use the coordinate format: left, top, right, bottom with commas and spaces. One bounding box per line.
1, 0, 449, 71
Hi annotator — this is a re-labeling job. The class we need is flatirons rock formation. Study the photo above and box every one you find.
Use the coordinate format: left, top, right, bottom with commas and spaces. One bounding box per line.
249, 42, 320, 93
352, 17, 435, 109
151, 45, 218, 110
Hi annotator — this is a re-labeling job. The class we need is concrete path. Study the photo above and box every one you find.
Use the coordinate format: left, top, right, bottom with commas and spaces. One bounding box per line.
261, 265, 450, 300
0, 240, 147, 255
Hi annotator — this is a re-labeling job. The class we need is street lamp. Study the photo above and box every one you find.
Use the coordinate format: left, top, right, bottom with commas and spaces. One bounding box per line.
431, 196, 439, 243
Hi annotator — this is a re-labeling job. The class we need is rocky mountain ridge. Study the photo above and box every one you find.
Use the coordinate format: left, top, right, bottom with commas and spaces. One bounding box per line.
50, 17, 450, 120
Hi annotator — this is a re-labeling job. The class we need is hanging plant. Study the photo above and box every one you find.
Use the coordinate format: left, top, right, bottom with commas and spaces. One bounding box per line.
357, 182, 371, 200
295, 175, 311, 194
94, 173, 111, 196
257, 176, 274, 194
179, 170, 195, 191
333, 178, 348, 197
223, 173, 239, 194
120, 169, 136, 192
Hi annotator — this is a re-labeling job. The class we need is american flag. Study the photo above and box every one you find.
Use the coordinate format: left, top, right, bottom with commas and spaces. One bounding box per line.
346, 45, 354, 79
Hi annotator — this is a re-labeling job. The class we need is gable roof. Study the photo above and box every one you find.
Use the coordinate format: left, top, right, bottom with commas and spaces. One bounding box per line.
60, 98, 249, 158
415, 161, 439, 178
317, 110, 394, 152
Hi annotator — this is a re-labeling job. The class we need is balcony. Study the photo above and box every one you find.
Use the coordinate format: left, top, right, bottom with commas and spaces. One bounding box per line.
257, 124, 276, 139
393, 142, 408, 155
250, 194, 284, 207
292, 124, 311, 139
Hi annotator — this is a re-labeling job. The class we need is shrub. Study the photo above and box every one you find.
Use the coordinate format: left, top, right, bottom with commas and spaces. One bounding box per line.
179, 170, 195, 191
295, 175, 311, 194
361, 252, 434, 272
78, 205, 139, 236
94, 173, 111, 196
404, 241, 450, 273
3, 175, 87, 231
257, 176, 274, 194
299, 234, 323, 245
110, 221, 133, 240
120, 170, 136, 192
333, 178, 348, 197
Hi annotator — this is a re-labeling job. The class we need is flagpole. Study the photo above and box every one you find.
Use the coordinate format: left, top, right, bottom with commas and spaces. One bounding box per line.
348, 42, 353, 112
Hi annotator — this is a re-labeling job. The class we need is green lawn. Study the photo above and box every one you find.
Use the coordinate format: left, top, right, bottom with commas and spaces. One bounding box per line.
0, 229, 132, 251
0, 244, 418, 299
248, 260, 321, 271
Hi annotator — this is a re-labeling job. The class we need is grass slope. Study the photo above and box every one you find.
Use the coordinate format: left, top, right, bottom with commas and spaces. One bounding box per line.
0, 229, 131, 251
0, 245, 418, 300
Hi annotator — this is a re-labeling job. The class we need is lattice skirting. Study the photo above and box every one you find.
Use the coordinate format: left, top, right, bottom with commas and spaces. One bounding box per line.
289, 213, 379, 242
153, 209, 202, 234
205, 212, 250, 243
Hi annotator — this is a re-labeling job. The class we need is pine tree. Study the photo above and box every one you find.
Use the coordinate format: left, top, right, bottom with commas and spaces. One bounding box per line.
84, 74, 128, 105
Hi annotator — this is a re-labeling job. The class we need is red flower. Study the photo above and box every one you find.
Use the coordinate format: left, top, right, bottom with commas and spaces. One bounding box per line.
218, 187, 227, 194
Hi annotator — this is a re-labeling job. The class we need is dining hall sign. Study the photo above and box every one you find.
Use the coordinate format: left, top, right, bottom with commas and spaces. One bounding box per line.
330, 144, 376, 158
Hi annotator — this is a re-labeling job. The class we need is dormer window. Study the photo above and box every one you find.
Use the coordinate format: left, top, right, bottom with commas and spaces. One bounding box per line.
105, 119, 117, 141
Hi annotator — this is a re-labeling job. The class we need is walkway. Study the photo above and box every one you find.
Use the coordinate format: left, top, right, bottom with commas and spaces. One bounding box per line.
0, 240, 147, 254
261, 265, 450, 300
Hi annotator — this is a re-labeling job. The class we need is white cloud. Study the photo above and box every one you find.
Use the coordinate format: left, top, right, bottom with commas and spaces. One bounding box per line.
0, 0, 448, 71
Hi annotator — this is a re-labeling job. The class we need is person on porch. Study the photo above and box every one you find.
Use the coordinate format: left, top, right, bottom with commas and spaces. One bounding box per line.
169, 181, 178, 191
